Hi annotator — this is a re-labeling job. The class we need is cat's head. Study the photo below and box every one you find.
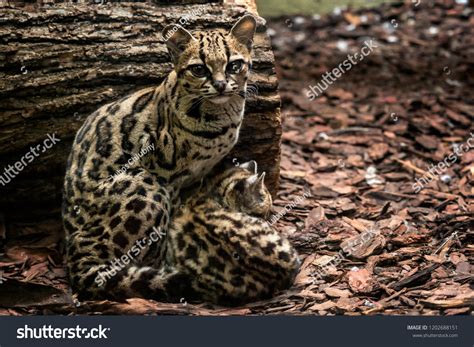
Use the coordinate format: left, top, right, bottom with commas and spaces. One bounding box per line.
212, 160, 272, 218
162, 15, 257, 104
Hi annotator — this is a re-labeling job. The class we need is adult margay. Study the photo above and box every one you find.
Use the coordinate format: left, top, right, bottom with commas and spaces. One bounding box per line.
62, 15, 299, 304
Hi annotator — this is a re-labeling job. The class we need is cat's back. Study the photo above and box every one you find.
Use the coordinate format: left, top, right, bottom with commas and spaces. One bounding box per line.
65, 87, 158, 187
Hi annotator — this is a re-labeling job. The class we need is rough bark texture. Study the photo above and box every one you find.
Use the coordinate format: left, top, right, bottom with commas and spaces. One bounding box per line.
0, 0, 282, 224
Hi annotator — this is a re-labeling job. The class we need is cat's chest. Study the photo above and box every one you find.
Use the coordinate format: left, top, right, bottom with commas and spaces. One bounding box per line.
188, 146, 226, 177
175, 124, 241, 186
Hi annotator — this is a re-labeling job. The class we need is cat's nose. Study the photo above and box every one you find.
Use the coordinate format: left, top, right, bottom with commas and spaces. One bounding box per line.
212, 80, 226, 93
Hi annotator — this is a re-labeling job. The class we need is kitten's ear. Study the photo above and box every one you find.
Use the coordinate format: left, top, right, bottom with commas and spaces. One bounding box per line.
240, 160, 257, 174
231, 15, 257, 49
246, 174, 258, 185
246, 172, 265, 190
256, 172, 266, 190
162, 24, 195, 63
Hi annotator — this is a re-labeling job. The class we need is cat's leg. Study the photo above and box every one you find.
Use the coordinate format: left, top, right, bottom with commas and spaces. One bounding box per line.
66, 169, 183, 300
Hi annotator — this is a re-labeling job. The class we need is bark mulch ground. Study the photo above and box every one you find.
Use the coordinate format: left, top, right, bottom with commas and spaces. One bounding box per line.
0, 0, 472, 315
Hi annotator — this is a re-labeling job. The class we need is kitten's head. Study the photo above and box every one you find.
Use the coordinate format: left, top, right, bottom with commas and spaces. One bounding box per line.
162, 15, 257, 104
212, 160, 272, 218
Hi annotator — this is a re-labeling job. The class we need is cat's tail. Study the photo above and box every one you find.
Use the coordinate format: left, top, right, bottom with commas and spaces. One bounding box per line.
71, 263, 193, 302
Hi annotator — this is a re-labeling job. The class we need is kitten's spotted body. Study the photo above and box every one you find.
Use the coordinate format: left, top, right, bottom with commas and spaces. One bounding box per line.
167, 163, 300, 306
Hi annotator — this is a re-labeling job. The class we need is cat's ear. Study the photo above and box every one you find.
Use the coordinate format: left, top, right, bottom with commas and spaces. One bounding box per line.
246, 174, 258, 185
162, 24, 196, 63
255, 172, 266, 190
231, 15, 257, 49
246, 172, 265, 190
240, 160, 257, 174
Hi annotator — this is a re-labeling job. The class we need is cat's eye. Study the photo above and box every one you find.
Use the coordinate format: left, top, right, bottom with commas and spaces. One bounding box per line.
227, 60, 244, 74
189, 64, 208, 78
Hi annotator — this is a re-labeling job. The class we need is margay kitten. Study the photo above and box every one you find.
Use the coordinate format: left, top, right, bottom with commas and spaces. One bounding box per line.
167, 162, 300, 306
63, 15, 298, 304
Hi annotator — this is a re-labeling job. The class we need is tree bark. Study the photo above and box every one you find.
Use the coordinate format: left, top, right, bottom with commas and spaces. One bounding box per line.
0, 0, 281, 224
